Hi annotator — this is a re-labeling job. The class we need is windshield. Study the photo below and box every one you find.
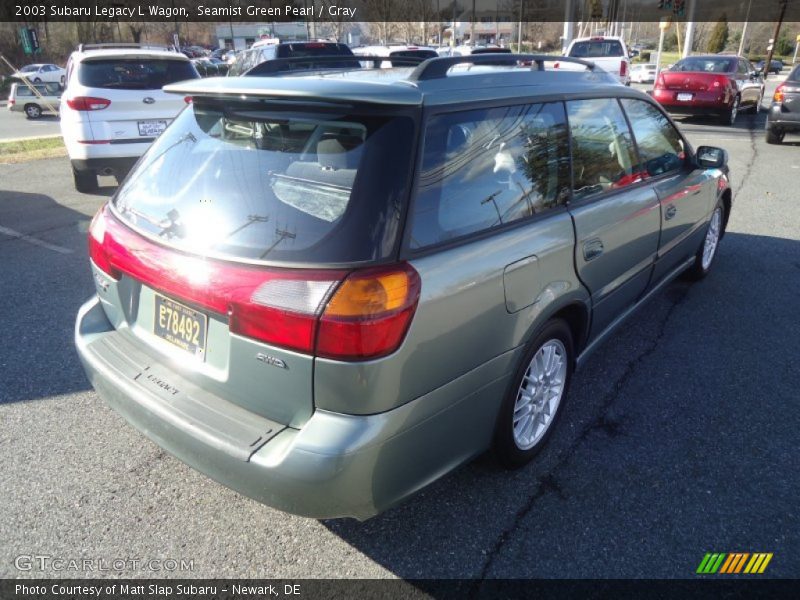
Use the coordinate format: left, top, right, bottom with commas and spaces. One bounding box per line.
113, 99, 415, 265
568, 41, 624, 58
78, 59, 199, 90
788, 67, 800, 82
276, 43, 353, 58
20, 65, 40, 72
671, 58, 735, 73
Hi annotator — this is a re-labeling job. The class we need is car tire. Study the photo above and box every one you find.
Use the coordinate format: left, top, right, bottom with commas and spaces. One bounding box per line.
684, 200, 724, 281
753, 90, 764, 113
721, 96, 739, 126
24, 104, 42, 119
33, 77, 42, 83
493, 319, 574, 469
765, 127, 784, 145
72, 166, 99, 194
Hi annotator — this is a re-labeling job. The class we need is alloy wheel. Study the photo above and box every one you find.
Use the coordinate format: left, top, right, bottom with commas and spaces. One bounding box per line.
512, 339, 567, 450
702, 207, 722, 270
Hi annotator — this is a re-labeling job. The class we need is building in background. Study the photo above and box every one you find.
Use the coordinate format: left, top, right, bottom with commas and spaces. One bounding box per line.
215, 23, 308, 50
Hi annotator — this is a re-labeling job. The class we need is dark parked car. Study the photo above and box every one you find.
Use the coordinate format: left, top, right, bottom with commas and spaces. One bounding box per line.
76, 54, 732, 519
756, 59, 784, 75
227, 40, 357, 76
653, 55, 764, 125
765, 64, 800, 144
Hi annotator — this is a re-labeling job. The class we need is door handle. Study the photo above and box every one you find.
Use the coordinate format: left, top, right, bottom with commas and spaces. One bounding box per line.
665, 205, 677, 221
583, 238, 604, 261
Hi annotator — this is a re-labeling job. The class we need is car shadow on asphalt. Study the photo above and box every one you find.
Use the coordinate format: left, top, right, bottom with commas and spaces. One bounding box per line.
320, 232, 800, 579
0, 190, 96, 404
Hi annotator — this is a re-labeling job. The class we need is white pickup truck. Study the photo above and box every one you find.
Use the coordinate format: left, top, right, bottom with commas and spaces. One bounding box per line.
560, 36, 631, 86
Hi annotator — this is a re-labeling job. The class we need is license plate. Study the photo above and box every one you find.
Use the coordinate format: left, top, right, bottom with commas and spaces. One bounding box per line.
138, 120, 167, 137
677, 93, 693, 101
154, 293, 207, 359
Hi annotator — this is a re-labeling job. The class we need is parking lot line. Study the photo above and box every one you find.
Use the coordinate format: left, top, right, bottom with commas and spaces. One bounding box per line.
0, 224, 73, 254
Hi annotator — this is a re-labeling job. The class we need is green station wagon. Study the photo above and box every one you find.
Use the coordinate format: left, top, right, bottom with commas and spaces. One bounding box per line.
76, 55, 732, 519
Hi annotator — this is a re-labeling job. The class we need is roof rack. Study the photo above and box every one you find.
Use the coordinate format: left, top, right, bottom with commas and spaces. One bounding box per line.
244, 54, 426, 76
77, 43, 173, 52
408, 54, 595, 81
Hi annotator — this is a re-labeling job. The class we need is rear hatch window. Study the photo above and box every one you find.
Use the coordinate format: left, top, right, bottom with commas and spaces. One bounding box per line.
276, 43, 354, 59
568, 40, 624, 57
78, 58, 199, 90
112, 98, 415, 265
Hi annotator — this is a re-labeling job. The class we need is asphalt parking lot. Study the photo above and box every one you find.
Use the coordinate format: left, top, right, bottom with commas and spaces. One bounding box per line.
1, 76, 798, 580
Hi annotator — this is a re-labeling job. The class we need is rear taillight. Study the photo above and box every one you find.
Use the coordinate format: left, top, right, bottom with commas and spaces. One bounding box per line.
67, 96, 111, 111
89, 205, 421, 360
8, 99, 14, 106
184, 96, 193, 104
619, 60, 627, 77
655, 73, 666, 89
317, 265, 421, 360
88, 206, 120, 279
773, 83, 786, 103
553, 61, 560, 69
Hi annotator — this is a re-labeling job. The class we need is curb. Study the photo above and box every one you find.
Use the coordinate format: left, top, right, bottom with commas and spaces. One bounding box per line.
0, 133, 62, 144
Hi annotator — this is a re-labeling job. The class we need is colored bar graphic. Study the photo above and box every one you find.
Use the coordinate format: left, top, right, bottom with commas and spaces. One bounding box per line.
758, 553, 773, 573
702, 552, 774, 575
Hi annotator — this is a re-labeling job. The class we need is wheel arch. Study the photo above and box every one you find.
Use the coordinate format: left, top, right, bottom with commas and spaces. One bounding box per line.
521, 294, 591, 363
719, 187, 732, 238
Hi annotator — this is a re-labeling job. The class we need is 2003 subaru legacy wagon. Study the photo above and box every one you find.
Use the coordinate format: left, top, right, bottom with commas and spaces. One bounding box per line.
76, 54, 732, 519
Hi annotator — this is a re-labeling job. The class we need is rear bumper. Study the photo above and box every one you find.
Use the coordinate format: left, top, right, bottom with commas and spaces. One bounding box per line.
766, 104, 800, 131
71, 158, 138, 177
653, 89, 731, 115
75, 296, 506, 520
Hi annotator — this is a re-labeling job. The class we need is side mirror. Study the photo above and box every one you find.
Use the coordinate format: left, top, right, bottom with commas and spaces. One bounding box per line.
696, 146, 728, 169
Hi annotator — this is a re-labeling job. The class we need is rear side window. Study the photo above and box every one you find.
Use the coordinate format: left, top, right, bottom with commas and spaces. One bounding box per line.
568, 40, 624, 58
113, 100, 415, 265
621, 99, 686, 177
409, 102, 570, 250
567, 98, 638, 200
78, 59, 198, 90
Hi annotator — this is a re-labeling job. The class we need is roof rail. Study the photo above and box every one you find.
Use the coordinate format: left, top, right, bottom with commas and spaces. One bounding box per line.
244, 54, 426, 76
77, 43, 173, 52
407, 54, 595, 81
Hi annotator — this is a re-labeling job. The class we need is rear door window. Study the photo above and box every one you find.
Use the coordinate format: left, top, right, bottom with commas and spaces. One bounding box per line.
620, 99, 686, 176
568, 40, 624, 57
567, 98, 639, 200
409, 102, 571, 249
78, 59, 198, 90
113, 99, 415, 265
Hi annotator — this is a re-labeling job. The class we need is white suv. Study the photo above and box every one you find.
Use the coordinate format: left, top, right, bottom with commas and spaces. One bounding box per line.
562, 36, 631, 86
60, 44, 199, 192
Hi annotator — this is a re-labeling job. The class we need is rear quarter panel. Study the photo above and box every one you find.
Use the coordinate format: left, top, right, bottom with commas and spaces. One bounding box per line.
314, 212, 586, 416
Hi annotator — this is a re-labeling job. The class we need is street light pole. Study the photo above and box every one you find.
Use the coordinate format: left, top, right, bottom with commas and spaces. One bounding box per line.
738, 0, 753, 57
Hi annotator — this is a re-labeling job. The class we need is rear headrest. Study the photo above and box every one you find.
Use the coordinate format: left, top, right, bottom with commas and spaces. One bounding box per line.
317, 138, 361, 170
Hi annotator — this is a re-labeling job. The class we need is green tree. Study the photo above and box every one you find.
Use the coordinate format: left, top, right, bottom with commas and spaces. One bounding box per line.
775, 34, 793, 56
706, 16, 729, 54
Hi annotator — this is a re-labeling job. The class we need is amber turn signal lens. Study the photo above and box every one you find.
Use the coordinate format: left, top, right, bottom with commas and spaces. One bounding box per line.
325, 271, 410, 317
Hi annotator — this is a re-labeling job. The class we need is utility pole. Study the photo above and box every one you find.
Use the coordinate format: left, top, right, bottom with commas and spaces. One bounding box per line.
764, 0, 788, 79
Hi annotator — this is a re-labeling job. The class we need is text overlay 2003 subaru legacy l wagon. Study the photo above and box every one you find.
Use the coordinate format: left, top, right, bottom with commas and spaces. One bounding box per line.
76, 55, 732, 520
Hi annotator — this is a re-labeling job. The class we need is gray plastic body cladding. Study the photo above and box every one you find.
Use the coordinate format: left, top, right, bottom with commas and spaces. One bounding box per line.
76, 296, 515, 519
314, 210, 584, 416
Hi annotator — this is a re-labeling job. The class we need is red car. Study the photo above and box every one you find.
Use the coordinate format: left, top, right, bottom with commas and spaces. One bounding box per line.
653, 55, 764, 126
